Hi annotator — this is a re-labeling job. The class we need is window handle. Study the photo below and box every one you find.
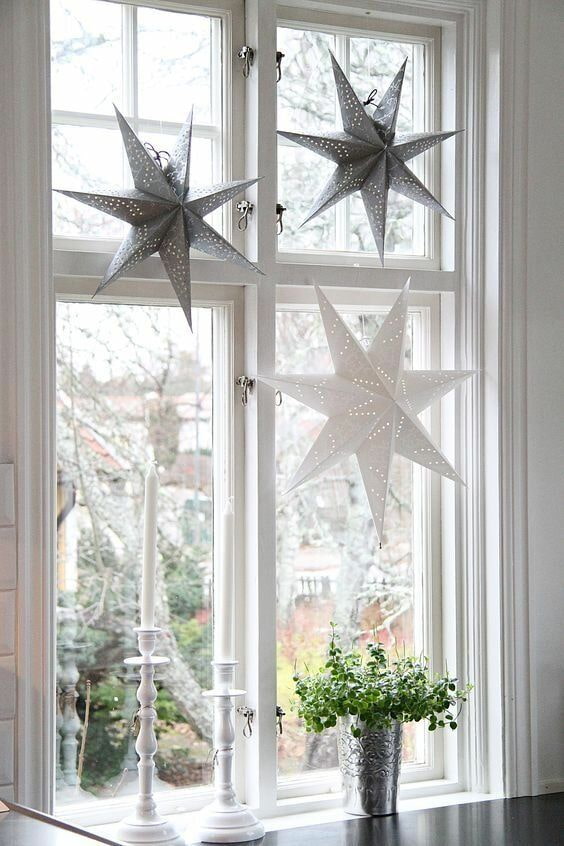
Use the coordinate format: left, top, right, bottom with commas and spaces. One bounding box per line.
236, 199, 253, 231
276, 705, 286, 735
238, 45, 255, 78
276, 203, 287, 235
237, 706, 255, 738
276, 51, 285, 83
236, 375, 255, 406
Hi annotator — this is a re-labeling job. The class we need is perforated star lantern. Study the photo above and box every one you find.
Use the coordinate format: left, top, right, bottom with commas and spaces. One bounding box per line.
261, 281, 473, 542
278, 54, 461, 264
57, 107, 262, 329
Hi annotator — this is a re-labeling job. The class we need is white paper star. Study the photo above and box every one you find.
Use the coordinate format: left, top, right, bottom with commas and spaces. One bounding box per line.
260, 281, 473, 542
57, 107, 262, 330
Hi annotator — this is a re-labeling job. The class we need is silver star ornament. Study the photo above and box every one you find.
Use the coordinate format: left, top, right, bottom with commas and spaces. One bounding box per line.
278, 54, 461, 264
260, 281, 474, 543
57, 106, 262, 329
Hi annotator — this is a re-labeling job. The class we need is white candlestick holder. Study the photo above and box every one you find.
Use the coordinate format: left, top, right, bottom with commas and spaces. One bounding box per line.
118, 627, 183, 845
194, 661, 264, 843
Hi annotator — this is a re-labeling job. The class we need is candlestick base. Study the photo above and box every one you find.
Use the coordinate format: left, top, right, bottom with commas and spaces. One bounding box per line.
195, 803, 265, 843
118, 814, 184, 845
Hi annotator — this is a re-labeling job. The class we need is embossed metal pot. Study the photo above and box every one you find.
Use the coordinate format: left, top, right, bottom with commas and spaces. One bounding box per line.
337, 716, 403, 816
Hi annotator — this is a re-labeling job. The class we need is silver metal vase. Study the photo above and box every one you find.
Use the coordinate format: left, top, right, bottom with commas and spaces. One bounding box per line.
338, 716, 403, 816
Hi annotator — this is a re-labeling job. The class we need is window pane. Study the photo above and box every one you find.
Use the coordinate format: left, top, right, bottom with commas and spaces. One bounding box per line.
51, 1, 223, 241
277, 28, 427, 258
51, 0, 121, 115
137, 8, 216, 125
277, 27, 336, 133
56, 304, 214, 805
52, 125, 126, 239
275, 306, 424, 781
277, 27, 337, 253
278, 145, 337, 251
348, 38, 419, 255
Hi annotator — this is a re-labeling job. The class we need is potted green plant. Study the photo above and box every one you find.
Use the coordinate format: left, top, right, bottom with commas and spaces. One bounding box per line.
293, 624, 472, 816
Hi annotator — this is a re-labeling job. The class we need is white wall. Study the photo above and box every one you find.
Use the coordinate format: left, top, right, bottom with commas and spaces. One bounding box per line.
525, 0, 564, 793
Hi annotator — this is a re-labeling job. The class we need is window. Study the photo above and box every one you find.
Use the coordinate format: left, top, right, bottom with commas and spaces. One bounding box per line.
56, 303, 216, 804
51, 0, 223, 241
275, 290, 444, 795
51, 0, 242, 822
48, 0, 472, 828
276, 20, 438, 264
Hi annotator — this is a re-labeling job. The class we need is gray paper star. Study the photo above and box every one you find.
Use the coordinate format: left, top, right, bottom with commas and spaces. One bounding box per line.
278, 54, 461, 263
57, 107, 262, 329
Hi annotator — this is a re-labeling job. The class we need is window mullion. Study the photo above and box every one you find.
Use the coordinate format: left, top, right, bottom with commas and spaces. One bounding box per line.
121, 4, 135, 118
241, 0, 279, 819
336, 33, 348, 251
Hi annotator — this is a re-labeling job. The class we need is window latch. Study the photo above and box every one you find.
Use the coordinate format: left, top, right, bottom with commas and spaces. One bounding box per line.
236, 199, 253, 231
238, 45, 255, 78
276, 705, 286, 735
237, 705, 255, 738
236, 375, 255, 406
276, 203, 287, 235
276, 51, 285, 83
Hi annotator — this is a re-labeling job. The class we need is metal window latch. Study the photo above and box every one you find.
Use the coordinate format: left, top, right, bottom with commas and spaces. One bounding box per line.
236, 375, 255, 406
236, 199, 253, 231
237, 706, 255, 738
276, 51, 285, 83
276, 705, 286, 735
276, 203, 287, 235
238, 45, 255, 78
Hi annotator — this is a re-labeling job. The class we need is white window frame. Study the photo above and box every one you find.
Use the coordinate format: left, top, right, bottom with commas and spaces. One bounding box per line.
53, 280, 246, 828
2, 0, 511, 827
273, 287, 446, 801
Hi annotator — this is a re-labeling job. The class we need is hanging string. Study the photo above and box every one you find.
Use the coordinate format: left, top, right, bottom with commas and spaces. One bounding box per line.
362, 88, 378, 107
144, 141, 170, 170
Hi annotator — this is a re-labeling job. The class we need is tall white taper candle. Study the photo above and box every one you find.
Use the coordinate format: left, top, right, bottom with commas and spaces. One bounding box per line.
140, 462, 159, 629
215, 498, 234, 661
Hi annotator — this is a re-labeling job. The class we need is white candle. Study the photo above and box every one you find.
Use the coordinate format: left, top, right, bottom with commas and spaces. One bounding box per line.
140, 462, 159, 629
215, 498, 234, 661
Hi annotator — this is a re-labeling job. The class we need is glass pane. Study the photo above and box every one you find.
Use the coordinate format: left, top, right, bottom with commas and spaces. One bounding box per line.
52, 125, 126, 239
51, 0, 121, 115
277, 27, 336, 133
348, 39, 416, 136
277, 27, 337, 253
56, 304, 214, 805
349, 38, 418, 255
137, 8, 215, 125
278, 145, 337, 251
275, 306, 423, 780
277, 29, 427, 257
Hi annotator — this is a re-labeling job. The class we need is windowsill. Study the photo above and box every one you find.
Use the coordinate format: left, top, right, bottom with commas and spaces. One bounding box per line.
90, 787, 500, 843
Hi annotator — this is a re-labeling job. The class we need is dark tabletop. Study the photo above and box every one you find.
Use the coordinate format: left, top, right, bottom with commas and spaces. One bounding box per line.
0, 801, 120, 845
1, 794, 562, 845
261, 795, 564, 846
